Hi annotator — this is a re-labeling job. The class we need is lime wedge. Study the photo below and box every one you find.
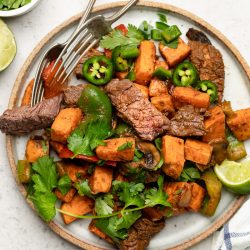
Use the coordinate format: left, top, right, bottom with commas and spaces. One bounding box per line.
214, 159, 250, 194
0, 18, 17, 72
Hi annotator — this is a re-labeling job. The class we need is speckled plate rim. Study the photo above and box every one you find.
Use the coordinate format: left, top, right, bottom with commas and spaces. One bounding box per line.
5, 1, 249, 250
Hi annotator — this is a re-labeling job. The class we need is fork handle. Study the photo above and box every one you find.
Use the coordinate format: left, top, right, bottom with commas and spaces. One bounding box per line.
105, 0, 139, 24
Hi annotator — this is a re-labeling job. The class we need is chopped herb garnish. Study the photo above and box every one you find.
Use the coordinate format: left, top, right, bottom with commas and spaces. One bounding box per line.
158, 13, 168, 23
57, 175, 71, 196
117, 142, 133, 151
178, 162, 201, 182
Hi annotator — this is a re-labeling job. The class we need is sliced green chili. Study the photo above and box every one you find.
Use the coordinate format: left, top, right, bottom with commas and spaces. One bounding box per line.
156, 21, 169, 31
162, 25, 182, 43
151, 29, 162, 41
82, 55, 114, 85
153, 67, 172, 80
195, 80, 218, 103
172, 61, 198, 86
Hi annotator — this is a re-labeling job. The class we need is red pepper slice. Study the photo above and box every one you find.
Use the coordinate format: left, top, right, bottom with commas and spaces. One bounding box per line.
115, 24, 128, 35
58, 146, 117, 167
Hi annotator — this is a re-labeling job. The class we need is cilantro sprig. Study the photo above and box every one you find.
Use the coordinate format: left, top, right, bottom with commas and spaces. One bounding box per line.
100, 24, 144, 50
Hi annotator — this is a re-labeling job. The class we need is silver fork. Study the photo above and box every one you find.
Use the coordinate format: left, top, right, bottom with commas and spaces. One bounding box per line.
31, 0, 138, 106
31, 0, 96, 106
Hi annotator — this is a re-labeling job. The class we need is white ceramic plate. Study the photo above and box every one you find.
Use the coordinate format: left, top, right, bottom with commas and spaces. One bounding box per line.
0, 0, 41, 17
6, 2, 250, 250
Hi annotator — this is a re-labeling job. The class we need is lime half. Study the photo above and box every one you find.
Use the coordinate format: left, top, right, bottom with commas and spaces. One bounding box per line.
0, 18, 16, 72
214, 159, 250, 194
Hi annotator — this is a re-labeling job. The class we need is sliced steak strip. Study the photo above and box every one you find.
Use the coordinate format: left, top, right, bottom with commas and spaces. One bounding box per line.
63, 84, 85, 106
0, 95, 62, 135
119, 218, 165, 250
74, 48, 103, 79
168, 105, 206, 137
186, 28, 212, 44
188, 40, 225, 102
105, 79, 170, 141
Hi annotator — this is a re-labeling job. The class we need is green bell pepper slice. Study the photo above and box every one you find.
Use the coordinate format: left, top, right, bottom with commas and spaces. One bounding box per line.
195, 80, 218, 103
82, 55, 114, 85
151, 29, 162, 41
162, 25, 182, 43
172, 61, 198, 86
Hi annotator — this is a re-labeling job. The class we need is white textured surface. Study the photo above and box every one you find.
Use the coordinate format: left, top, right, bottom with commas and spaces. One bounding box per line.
0, 0, 249, 250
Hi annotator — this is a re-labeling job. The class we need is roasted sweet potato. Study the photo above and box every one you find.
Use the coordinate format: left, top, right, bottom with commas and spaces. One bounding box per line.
25, 137, 49, 163
159, 38, 191, 67
134, 84, 149, 98
188, 183, 206, 212
116, 71, 128, 80
95, 137, 135, 161
149, 78, 169, 97
155, 60, 169, 70
55, 188, 76, 203
51, 108, 82, 143
202, 106, 226, 142
89, 220, 114, 244
151, 95, 174, 113
50, 141, 64, 154
162, 135, 185, 179
226, 108, 250, 141
61, 194, 94, 224
135, 41, 156, 85
172, 87, 210, 109
89, 166, 113, 194
143, 207, 165, 221
185, 139, 213, 165
56, 161, 88, 182
21, 79, 34, 106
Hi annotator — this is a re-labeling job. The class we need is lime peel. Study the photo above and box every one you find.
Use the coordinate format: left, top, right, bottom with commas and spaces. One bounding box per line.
215, 159, 250, 195
0, 18, 17, 72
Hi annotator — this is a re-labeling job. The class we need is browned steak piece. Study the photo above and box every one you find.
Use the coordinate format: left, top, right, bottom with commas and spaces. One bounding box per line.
74, 48, 103, 79
0, 95, 62, 135
186, 28, 212, 44
105, 79, 170, 141
169, 105, 206, 137
119, 218, 165, 250
63, 84, 85, 106
188, 40, 225, 102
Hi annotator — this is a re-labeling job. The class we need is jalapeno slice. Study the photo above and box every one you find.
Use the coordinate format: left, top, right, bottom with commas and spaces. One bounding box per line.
82, 55, 114, 85
172, 61, 198, 87
195, 80, 218, 103
153, 67, 172, 80
112, 45, 139, 72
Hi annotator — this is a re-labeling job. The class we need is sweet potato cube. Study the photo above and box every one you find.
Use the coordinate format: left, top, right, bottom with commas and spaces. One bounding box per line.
54, 188, 76, 203
89, 220, 114, 244
56, 162, 88, 182
227, 108, 250, 141
61, 194, 94, 224
151, 95, 174, 113
185, 139, 213, 165
135, 41, 156, 85
51, 108, 82, 143
25, 138, 49, 163
21, 79, 34, 106
50, 141, 64, 154
134, 84, 149, 98
155, 60, 169, 70
116, 71, 128, 80
89, 166, 113, 194
149, 78, 169, 97
162, 135, 185, 179
202, 106, 226, 142
159, 38, 191, 67
188, 183, 206, 212
172, 87, 210, 109
96, 137, 135, 161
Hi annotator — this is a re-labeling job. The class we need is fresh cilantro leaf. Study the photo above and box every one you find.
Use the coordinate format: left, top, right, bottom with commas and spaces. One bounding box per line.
124, 165, 146, 183
178, 162, 200, 182
158, 13, 168, 23
75, 179, 95, 199
30, 191, 57, 222
117, 142, 133, 151
115, 210, 141, 230
58, 175, 71, 195
95, 194, 114, 216
100, 25, 144, 50
127, 24, 145, 41
145, 176, 171, 207
31, 156, 57, 193
95, 217, 128, 243
68, 118, 112, 157
112, 181, 145, 209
